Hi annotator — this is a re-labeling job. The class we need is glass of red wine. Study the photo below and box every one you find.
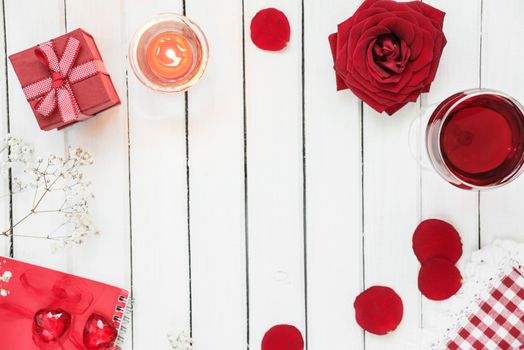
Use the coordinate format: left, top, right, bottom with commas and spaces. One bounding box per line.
425, 89, 524, 190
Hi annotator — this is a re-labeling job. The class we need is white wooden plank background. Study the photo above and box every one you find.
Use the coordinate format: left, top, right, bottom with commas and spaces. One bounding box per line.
1, 0, 523, 349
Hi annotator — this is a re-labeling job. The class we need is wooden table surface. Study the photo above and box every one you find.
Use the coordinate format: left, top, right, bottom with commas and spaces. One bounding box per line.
0, 0, 523, 349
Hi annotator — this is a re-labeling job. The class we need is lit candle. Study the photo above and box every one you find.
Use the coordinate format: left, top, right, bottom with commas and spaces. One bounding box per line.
129, 13, 209, 93
146, 31, 194, 80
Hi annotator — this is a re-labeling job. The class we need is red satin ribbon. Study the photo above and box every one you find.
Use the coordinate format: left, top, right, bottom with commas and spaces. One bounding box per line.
22, 37, 107, 123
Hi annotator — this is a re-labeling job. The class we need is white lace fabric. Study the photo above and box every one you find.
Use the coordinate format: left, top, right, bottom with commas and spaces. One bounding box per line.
428, 240, 524, 349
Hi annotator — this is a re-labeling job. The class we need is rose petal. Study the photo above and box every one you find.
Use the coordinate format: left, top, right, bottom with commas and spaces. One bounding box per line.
353, 6, 388, 25
418, 258, 463, 301
371, 0, 412, 12
409, 29, 434, 72
351, 68, 400, 98
354, 286, 403, 335
408, 1, 446, 30
409, 31, 424, 60
250, 8, 290, 51
423, 33, 447, 86
412, 219, 463, 264
352, 25, 391, 75
262, 325, 304, 350
335, 15, 359, 77
328, 33, 338, 60
368, 63, 414, 94
344, 81, 388, 113
379, 17, 416, 44
406, 64, 432, 90
348, 11, 391, 54
329, 33, 349, 90
367, 40, 397, 81
384, 102, 408, 115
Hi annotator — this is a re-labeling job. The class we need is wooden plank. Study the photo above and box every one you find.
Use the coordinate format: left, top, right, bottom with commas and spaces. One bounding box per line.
420, 0, 481, 329
244, 0, 306, 347
65, 0, 130, 285
124, 1, 191, 349
363, 104, 420, 348
480, 0, 524, 245
64, 0, 132, 348
5, 0, 68, 269
303, 0, 363, 348
0, 1, 10, 257
186, 0, 247, 348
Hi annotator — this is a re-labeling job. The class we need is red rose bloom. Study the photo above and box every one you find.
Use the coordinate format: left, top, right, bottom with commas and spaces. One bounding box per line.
328, 0, 447, 115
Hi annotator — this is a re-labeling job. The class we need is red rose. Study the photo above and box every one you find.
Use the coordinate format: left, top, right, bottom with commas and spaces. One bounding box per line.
329, 0, 447, 115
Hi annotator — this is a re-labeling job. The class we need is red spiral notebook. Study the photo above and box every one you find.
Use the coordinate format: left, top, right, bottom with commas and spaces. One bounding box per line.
0, 257, 130, 350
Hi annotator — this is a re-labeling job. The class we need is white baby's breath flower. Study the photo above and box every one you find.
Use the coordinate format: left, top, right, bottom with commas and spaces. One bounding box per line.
168, 331, 192, 350
69, 147, 94, 165
0, 136, 98, 251
0, 135, 33, 173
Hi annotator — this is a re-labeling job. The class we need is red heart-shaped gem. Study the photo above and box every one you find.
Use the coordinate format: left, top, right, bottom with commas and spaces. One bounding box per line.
83, 313, 118, 349
32, 308, 72, 344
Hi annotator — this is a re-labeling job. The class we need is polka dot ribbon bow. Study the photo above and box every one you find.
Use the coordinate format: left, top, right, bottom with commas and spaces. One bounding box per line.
22, 37, 107, 123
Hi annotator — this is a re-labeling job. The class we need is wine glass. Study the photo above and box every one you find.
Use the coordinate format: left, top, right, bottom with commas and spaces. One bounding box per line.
425, 89, 524, 190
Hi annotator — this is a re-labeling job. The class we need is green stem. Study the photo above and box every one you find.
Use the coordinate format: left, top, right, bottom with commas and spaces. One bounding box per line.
1, 156, 79, 239
2, 211, 33, 236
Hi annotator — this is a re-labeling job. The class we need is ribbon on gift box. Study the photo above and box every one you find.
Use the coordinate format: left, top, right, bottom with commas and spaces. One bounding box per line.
21, 37, 108, 123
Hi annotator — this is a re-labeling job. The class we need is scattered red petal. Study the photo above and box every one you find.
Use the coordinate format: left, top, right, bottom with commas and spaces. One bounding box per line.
354, 286, 403, 335
250, 8, 291, 51
262, 324, 304, 350
413, 219, 463, 264
418, 258, 463, 301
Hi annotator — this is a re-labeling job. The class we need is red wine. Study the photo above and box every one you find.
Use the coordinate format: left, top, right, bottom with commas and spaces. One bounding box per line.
427, 90, 524, 189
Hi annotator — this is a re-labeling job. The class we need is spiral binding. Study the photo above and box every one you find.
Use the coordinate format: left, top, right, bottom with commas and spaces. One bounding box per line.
113, 292, 134, 350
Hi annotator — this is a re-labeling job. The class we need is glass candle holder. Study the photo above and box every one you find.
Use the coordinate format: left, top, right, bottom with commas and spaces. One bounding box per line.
129, 13, 209, 93
426, 89, 524, 190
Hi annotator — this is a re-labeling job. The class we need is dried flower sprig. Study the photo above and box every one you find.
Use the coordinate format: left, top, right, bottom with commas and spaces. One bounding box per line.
0, 136, 98, 251
0, 135, 33, 195
2, 135, 33, 167
168, 331, 192, 350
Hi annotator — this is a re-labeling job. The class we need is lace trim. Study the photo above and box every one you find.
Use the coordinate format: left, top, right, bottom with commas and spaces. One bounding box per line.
429, 240, 524, 349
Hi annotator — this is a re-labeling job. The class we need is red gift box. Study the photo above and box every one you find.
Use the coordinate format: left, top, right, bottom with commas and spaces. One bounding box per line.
9, 28, 120, 131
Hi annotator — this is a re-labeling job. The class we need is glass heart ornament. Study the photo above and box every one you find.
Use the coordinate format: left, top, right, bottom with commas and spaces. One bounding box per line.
83, 313, 118, 349
32, 308, 72, 346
